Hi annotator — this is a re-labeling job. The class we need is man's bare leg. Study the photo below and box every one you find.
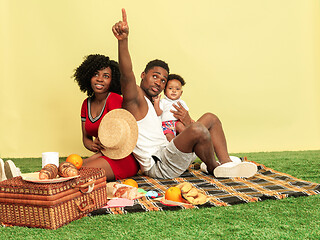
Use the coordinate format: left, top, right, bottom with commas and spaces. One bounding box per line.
196, 113, 232, 164
173, 122, 220, 174
173, 112, 234, 173
172, 108, 257, 177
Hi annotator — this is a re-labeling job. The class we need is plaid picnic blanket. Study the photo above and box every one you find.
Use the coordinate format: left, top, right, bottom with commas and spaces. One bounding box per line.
90, 159, 320, 215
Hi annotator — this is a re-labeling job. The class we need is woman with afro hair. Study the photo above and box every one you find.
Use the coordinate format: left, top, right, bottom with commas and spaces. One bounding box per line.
74, 54, 139, 180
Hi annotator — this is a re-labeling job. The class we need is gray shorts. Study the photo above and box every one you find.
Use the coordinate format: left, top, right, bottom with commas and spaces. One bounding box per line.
144, 140, 197, 179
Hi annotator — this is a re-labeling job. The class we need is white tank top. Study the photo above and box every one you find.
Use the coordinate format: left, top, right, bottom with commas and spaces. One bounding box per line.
133, 96, 168, 172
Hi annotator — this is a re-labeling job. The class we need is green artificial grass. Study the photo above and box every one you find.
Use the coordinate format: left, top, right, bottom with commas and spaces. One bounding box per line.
1, 150, 319, 239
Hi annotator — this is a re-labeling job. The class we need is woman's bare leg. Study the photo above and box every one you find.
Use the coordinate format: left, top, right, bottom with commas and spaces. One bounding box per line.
84, 152, 103, 162
83, 153, 115, 181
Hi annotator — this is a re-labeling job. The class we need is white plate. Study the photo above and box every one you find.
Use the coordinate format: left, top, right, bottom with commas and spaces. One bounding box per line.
21, 172, 80, 183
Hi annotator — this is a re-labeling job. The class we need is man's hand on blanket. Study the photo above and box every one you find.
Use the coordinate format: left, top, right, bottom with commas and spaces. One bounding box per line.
171, 102, 193, 126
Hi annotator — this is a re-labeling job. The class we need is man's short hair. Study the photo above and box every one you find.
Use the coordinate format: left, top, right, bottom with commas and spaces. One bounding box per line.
144, 59, 169, 74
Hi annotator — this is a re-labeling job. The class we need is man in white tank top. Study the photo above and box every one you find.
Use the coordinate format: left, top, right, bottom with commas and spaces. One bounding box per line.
112, 9, 257, 179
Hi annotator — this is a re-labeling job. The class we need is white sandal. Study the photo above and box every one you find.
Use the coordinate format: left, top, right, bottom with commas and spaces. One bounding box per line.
213, 162, 257, 178
200, 156, 242, 174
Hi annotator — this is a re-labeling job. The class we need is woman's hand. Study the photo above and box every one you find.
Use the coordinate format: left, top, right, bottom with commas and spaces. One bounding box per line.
112, 8, 129, 41
91, 137, 105, 152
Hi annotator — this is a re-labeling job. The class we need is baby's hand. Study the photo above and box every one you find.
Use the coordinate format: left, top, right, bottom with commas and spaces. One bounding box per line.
112, 8, 129, 40
152, 94, 161, 105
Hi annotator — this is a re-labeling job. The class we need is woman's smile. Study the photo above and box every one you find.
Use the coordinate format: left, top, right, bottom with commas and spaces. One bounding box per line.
95, 83, 104, 90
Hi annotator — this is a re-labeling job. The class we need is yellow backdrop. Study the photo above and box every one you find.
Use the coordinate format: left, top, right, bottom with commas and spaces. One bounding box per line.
0, 0, 319, 158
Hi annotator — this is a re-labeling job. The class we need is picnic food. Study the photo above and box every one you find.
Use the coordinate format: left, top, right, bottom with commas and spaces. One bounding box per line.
106, 182, 143, 200
66, 154, 83, 169
2, 167, 107, 229
58, 162, 79, 178
176, 182, 208, 205
165, 186, 184, 202
39, 164, 58, 180
123, 179, 138, 188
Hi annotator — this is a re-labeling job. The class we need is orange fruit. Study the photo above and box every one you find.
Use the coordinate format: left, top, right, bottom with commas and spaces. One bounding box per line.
66, 154, 83, 170
165, 187, 184, 202
123, 179, 138, 188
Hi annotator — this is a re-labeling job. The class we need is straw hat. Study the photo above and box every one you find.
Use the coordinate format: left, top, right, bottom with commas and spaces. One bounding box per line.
98, 109, 138, 159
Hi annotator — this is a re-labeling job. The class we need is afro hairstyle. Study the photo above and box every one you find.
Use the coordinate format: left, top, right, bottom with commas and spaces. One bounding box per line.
73, 54, 121, 97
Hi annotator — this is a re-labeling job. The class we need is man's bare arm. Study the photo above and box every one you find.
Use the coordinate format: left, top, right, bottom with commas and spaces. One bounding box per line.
112, 9, 139, 105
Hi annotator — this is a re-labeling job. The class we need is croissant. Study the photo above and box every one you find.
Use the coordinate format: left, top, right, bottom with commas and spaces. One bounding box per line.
39, 164, 58, 180
58, 162, 79, 177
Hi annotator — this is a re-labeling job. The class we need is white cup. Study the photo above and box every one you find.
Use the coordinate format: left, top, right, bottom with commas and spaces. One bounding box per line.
42, 152, 59, 168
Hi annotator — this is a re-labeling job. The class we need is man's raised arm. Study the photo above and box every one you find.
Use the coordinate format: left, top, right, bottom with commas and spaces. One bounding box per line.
112, 9, 139, 104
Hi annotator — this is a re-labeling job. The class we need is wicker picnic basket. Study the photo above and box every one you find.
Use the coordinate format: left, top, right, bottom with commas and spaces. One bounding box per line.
0, 167, 107, 229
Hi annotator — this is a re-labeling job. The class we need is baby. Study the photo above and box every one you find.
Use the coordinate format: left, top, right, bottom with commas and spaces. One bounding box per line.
154, 74, 192, 141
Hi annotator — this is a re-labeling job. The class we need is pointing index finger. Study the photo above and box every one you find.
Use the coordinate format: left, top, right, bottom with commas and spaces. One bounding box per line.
122, 8, 127, 23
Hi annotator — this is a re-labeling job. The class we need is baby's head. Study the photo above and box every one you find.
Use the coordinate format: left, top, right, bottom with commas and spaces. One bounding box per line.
164, 74, 186, 100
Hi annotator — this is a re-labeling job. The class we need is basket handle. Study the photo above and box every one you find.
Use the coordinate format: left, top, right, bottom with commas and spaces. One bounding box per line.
76, 179, 96, 193
76, 195, 95, 212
